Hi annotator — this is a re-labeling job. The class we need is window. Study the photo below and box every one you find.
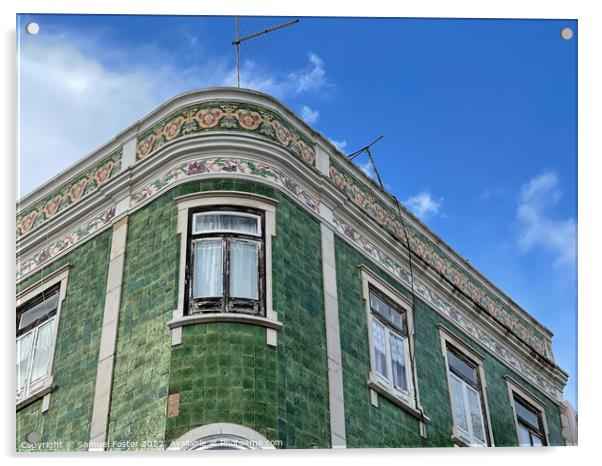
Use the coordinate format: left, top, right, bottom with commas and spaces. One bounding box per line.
186, 208, 265, 316
445, 344, 489, 446
368, 287, 414, 399
513, 395, 547, 447
16, 284, 60, 403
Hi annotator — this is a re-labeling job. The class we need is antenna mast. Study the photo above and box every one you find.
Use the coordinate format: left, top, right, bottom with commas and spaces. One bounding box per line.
232, 18, 300, 88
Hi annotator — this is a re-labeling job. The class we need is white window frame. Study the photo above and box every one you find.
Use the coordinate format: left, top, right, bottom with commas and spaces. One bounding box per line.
169, 191, 281, 347
191, 210, 262, 237
506, 376, 550, 447
16, 265, 70, 409
360, 267, 417, 409
439, 327, 494, 447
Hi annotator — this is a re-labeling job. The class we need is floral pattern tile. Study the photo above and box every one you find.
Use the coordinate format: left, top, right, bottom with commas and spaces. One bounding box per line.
16, 205, 116, 280
332, 215, 559, 401
329, 161, 552, 360
130, 157, 320, 214
136, 101, 316, 167
16, 149, 122, 239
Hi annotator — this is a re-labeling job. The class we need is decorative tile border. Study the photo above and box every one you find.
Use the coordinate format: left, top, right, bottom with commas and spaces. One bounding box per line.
16, 205, 116, 281
130, 157, 320, 214
329, 161, 552, 360
136, 101, 316, 167
332, 215, 559, 401
17, 149, 122, 239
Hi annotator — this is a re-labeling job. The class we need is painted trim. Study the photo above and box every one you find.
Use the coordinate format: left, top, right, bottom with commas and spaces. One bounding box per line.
167, 423, 277, 450
439, 327, 495, 447
167, 313, 282, 331
173, 191, 279, 347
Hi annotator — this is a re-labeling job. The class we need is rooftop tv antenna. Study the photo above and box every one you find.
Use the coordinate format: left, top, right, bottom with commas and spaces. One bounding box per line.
233, 17, 300, 88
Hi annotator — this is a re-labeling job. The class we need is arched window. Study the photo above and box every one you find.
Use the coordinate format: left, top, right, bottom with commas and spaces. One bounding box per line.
168, 423, 277, 450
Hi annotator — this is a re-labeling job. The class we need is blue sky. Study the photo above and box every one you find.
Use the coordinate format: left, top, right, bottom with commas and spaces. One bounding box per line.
17, 14, 577, 405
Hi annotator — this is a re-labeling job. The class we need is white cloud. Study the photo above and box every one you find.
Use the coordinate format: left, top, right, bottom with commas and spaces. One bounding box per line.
17, 34, 329, 198
300, 105, 320, 125
330, 139, 347, 152
516, 171, 576, 268
359, 160, 376, 180
403, 192, 443, 220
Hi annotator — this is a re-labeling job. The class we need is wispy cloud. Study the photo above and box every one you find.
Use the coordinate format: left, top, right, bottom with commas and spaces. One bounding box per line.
359, 160, 376, 179
479, 186, 507, 201
300, 105, 320, 125
516, 171, 576, 269
404, 192, 443, 220
18, 34, 330, 198
330, 139, 347, 153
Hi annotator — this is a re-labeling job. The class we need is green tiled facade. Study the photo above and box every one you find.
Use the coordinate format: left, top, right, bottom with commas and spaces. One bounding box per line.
16, 231, 112, 451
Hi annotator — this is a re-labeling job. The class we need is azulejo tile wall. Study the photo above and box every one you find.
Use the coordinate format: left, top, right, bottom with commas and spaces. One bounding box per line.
130, 157, 320, 214
136, 101, 316, 166
16, 149, 122, 238
332, 214, 559, 401
329, 161, 552, 360
16, 205, 116, 281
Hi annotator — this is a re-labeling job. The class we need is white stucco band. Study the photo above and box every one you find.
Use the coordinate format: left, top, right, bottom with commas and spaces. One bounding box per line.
172, 191, 279, 347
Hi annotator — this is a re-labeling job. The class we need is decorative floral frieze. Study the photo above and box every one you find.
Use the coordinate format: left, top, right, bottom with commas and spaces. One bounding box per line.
16, 149, 122, 239
329, 161, 553, 360
332, 215, 559, 401
130, 157, 320, 214
16, 205, 116, 280
136, 101, 316, 166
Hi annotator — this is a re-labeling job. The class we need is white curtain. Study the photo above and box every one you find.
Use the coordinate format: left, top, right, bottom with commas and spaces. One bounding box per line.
193, 240, 223, 298
390, 334, 407, 391
450, 374, 469, 432
194, 213, 258, 236
16, 332, 33, 392
371, 319, 388, 378
466, 384, 486, 443
229, 241, 258, 299
30, 319, 54, 383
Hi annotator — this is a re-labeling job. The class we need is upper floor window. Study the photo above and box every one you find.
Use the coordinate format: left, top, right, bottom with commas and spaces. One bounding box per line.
513, 395, 547, 447
445, 344, 489, 446
186, 208, 265, 316
16, 284, 60, 403
369, 287, 414, 399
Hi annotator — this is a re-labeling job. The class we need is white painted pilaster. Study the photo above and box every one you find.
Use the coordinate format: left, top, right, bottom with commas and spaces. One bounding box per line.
88, 217, 128, 451
315, 146, 331, 177
320, 223, 347, 448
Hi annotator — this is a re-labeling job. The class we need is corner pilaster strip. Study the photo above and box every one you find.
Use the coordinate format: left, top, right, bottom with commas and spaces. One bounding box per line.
320, 214, 347, 448
89, 216, 128, 450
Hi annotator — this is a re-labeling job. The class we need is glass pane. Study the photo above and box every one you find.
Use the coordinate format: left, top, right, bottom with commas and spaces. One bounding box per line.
19, 291, 59, 329
390, 333, 408, 391
447, 349, 478, 385
466, 385, 486, 444
193, 212, 259, 236
517, 423, 532, 447
30, 320, 54, 382
16, 332, 34, 392
450, 373, 469, 432
193, 240, 223, 298
369, 291, 403, 329
229, 240, 258, 299
514, 398, 542, 431
371, 319, 387, 378
531, 433, 543, 447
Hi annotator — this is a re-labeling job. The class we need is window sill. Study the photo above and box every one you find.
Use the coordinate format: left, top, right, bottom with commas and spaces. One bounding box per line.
16, 383, 55, 412
367, 378, 430, 423
167, 312, 283, 331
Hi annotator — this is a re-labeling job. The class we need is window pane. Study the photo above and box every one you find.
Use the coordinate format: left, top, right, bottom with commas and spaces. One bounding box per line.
193, 212, 259, 236
30, 320, 54, 383
16, 332, 34, 392
450, 373, 469, 432
19, 291, 59, 330
193, 240, 223, 298
447, 349, 478, 385
514, 398, 541, 431
390, 333, 408, 391
466, 385, 486, 444
371, 319, 388, 378
517, 423, 532, 447
369, 291, 403, 329
229, 240, 258, 299
531, 434, 543, 447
